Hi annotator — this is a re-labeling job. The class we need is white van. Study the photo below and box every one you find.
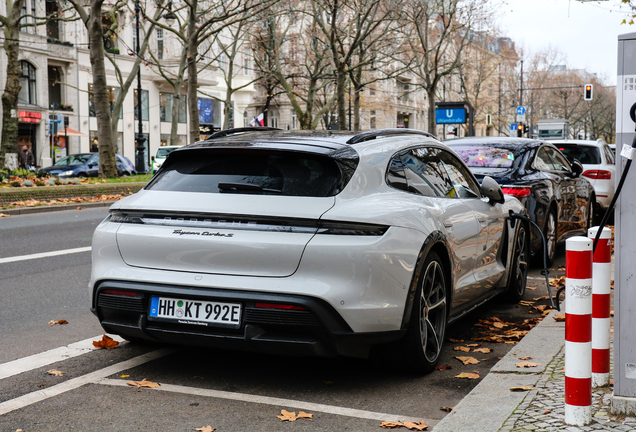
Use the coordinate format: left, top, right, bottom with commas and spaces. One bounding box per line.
153, 145, 182, 171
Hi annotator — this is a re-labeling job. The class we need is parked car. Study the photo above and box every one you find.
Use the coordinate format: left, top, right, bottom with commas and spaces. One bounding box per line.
609, 143, 616, 156
446, 137, 595, 265
552, 139, 615, 220
153, 145, 182, 171
41, 153, 136, 177
90, 128, 528, 373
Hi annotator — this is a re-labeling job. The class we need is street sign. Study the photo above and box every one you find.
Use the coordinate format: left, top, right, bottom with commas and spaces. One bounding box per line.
516, 113, 526, 122
510, 123, 518, 137
435, 108, 467, 124
516, 106, 526, 115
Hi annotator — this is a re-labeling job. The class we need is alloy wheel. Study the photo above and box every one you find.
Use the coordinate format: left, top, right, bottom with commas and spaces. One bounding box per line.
419, 260, 447, 363
514, 227, 528, 294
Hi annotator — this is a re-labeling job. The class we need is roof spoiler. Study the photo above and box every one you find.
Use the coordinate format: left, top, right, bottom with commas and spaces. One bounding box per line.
205, 127, 282, 140
347, 128, 436, 144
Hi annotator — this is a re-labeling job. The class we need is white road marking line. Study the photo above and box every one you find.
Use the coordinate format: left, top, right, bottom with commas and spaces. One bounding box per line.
0, 348, 175, 416
0, 334, 126, 380
0, 246, 91, 264
98, 378, 436, 425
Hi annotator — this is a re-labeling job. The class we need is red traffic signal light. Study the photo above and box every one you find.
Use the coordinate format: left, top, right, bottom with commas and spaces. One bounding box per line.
584, 84, 593, 100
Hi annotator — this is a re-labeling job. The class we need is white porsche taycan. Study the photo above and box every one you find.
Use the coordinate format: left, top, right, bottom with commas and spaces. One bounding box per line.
90, 128, 528, 373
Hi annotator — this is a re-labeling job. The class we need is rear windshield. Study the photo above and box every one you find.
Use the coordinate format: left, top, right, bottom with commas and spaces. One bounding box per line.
146, 149, 344, 197
450, 145, 517, 168
557, 144, 601, 165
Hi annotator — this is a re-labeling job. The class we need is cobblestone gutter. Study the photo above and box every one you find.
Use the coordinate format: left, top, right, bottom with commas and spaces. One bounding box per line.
0, 182, 145, 206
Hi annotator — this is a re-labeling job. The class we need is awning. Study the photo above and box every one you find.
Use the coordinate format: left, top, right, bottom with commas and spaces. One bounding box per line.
55, 127, 87, 137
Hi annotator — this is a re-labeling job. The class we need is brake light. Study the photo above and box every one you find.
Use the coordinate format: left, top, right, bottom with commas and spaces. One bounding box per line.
255, 303, 307, 311
501, 187, 532, 198
582, 170, 611, 180
103, 289, 138, 297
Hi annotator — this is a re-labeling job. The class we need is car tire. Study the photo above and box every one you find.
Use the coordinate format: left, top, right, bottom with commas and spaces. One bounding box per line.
77, 172, 87, 178
121, 171, 130, 177
394, 251, 447, 374
543, 209, 557, 267
505, 223, 529, 303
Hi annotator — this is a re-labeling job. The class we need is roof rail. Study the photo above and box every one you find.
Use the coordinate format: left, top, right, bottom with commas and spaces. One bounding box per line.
346, 128, 436, 145
205, 127, 282, 140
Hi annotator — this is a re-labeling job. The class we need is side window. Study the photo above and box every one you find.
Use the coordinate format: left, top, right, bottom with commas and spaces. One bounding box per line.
604, 145, 615, 165
549, 148, 572, 172
386, 155, 409, 192
400, 147, 455, 197
534, 147, 557, 171
437, 150, 481, 198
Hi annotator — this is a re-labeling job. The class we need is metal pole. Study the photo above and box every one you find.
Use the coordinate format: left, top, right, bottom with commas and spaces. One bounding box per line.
520, 59, 524, 107
134, 0, 146, 175
348, 84, 351, 131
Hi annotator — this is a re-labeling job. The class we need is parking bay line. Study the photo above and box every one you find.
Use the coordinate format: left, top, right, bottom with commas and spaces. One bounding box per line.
0, 348, 176, 416
0, 246, 91, 264
98, 378, 436, 425
0, 334, 125, 380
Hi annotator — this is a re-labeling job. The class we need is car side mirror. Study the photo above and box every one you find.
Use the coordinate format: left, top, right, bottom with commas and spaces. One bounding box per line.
481, 176, 505, 205
570, 160, 583, 177
88, 163, 96, 168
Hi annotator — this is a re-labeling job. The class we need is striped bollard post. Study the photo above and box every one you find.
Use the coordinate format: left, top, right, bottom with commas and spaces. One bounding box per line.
565, 236, 593, 426
588, 226, 612, 387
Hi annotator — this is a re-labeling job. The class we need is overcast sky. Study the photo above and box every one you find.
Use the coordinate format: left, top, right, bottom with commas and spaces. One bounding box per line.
499, 0, 634, 86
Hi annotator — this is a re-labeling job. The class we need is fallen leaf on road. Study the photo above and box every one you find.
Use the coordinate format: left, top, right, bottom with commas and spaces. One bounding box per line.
455, 356, 480, 365
533, 296, 550, 301
121, 375, 129, 378
526, 286, 536, 290
127, 378, 160, 391
549, 276, 566, 287
49, 319, 68, 326
510, 386, 536, 392
558, 266, 566, 271
533, 305, 550, 312
516, 361, 541, 368
93, 334, 119, 349
492, 322, 505, 329
0, 213, 10, 217
611, 310, 614, 317
453, 346, 470, 352
473, 348, 491, 354
435, 365, 452, 371
455, 372, 480, 379
77, 206, 83, 210
380, 421, 403, 429
518, 356, 533, 360
403, 422, 428, 430
519, 300, 534, 306
553, 314, 565, 322
47, 369, 65, 376
440, 406, 454, 412
544, 410, 552, 414
466, 343, 479, 347
277, 410, 313, 422
193, 426, 216, 432
504, 341, 518, 344
447, 338, 464, 343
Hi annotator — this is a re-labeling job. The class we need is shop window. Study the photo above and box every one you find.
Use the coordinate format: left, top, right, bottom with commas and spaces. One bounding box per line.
160, 93, 187, 123
18, 61, 37, 105
88, 85, 122, 118
134, 89, 149, 121
160, 134, 187, 146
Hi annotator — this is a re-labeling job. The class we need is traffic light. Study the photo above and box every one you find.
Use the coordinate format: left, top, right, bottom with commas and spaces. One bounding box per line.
517, 123, 524, 137
584, 84, 593, 100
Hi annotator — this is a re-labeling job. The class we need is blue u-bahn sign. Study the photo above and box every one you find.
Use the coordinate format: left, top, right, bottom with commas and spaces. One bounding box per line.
435, 108, 467, 124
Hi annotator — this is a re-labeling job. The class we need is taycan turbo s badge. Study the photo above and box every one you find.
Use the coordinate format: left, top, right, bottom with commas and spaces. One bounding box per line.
172, 229, 234, 238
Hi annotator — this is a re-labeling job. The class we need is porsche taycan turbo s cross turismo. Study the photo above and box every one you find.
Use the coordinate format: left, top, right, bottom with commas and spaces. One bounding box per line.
90, 128, 529, 373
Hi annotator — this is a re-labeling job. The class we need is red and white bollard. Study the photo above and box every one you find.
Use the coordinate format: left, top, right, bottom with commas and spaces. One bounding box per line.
565, 236, 593, 426
588, 226, 612, 387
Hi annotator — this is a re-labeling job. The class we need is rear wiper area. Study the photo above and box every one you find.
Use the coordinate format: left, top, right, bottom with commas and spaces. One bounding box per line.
217, 182, 282, 194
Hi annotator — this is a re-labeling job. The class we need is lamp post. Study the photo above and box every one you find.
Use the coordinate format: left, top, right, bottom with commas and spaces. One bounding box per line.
134, 0, 146, 174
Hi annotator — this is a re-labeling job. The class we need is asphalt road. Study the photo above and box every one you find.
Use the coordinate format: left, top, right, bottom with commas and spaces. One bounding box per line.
0, 208, 566, 431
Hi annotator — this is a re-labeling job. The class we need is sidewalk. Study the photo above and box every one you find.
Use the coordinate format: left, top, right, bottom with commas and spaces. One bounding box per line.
432, 310, 630, 432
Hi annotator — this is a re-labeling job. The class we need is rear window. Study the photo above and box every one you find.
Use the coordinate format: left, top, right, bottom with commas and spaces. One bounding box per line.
557, 144, 601, 165
450, 145, 517, 168
146, 149, 344, 197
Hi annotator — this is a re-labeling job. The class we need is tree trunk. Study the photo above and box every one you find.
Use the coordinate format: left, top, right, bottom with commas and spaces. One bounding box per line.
87, 0, 116, 177
187, 1, 200, 143
170, 87, 182, 146
427, 87, 436, 134
1, 11, 22, 167
336, 62, 346, 130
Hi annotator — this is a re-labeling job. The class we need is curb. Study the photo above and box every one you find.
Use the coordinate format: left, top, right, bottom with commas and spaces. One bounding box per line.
1, 200, 117, 216
0, 182, 145, 206
432, 308, 565, 432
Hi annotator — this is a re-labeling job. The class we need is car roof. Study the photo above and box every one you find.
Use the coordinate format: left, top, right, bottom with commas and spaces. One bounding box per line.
444, 136, 545, 150
551, 139, 608, 147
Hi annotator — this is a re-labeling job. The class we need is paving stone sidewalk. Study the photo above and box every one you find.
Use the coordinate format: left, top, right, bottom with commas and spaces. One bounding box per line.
499, 343, 636, 432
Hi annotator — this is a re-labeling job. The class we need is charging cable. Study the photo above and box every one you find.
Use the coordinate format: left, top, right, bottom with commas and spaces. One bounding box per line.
508, 210, 558, 310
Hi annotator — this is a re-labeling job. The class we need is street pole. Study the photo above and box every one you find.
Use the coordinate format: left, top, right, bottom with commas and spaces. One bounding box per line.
134, 0, 146, 175
520, 59, 524, 107
348, 84, 352, 131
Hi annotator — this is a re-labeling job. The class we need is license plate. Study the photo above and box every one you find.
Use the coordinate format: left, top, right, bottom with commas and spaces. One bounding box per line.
149, 297, 241, 327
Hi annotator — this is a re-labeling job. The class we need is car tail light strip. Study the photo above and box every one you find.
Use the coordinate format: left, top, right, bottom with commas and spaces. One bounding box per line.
109, 211, 388, 236
582, 170, 611, 180
501, 186, 532, 198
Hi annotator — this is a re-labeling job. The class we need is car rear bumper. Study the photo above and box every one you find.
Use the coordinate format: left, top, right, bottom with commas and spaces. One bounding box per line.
92, 280, 405, 358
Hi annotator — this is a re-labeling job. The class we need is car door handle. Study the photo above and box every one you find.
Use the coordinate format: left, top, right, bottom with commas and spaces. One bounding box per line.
478, 217, 487, 224
444, 222, 453, 228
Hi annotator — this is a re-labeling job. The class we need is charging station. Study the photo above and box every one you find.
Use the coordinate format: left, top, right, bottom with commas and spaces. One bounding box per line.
611, 32, 636, 415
